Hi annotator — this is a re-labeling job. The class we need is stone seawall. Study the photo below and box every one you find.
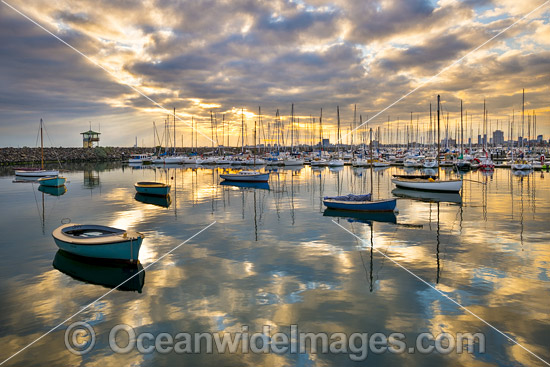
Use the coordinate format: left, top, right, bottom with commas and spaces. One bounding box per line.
0, 147, 152, 165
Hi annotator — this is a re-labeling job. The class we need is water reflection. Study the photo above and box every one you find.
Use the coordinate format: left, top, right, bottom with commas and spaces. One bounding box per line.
1, 163, 549, 366
392, 188, 462, 204
134, 193, 172, 208
38, 185, 67, 196
52, 250, 145, 293
219, 181, 270, 191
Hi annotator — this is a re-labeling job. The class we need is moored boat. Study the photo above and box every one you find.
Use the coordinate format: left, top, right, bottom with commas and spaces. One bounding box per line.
220, 171, 269, 182
52, 223, 144, 263
38, 176, 66, 187
323, 194, 397, 212
134, 182, 171, 196
15, 168, 60, 177
391, 175, 462, 192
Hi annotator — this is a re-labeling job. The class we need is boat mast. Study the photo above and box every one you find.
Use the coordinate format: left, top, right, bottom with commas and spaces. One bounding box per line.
241, 108, 244, 155
337, 105, 340, 156
369, 128, 374, 197
291, 103, 294, 153
174, 108, 176, 154
319, 108, 323, 154
436, 94, 441, 178
40, 118, 44, 170
461, 100, 463, 156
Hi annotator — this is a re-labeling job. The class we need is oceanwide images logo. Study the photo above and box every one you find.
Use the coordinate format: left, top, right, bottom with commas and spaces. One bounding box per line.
65, 322, 485, 361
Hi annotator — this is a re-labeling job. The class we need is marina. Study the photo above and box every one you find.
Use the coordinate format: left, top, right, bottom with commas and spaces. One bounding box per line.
0, 162, 549, 365
1, 0, 550, 365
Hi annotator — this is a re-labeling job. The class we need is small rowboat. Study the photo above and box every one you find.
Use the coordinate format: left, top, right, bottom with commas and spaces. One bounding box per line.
391, 175, 462, 192
323, 194, 397, 212
38, 176, 66, 187
15, 168, 59, 177
134, 182, 171, 196
52, 224, 144, 262
220, 171, 269, 182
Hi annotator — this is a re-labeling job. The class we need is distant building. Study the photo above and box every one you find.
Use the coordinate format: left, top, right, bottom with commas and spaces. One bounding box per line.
537, 135, 543, 143
322, 138, 330, 147
81, 130, 100, 148
477, 135, 481, 145
493, 130, 504, 145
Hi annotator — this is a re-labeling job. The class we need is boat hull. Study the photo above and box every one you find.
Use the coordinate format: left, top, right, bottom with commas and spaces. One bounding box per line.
134, 182, 171, 196
38, 176, 66, 187
323, 198, 397, 212
220, 173, 269, 182
52, 224, 144, 262
392, 178, 462, 192
15, 169, 59, 177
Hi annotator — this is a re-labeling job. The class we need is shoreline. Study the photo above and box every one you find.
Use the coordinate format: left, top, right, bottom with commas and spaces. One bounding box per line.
0, 147, 152, 165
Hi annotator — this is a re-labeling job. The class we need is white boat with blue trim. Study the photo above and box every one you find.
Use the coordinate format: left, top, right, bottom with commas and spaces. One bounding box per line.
220, 171, 269, 182
52, 223, 144, 263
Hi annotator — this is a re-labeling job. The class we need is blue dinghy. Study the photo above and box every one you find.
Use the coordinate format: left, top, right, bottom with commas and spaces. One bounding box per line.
134, 182, 171, 196
38, 176, 66, 187
52, 224, 144, 263
323, 193, 396, 212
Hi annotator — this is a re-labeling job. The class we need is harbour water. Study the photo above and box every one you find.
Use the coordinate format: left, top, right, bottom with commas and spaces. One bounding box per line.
0, 163, 549, 366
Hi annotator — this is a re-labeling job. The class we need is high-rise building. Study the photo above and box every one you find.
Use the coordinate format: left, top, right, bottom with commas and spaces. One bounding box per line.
493, 130, 504, 145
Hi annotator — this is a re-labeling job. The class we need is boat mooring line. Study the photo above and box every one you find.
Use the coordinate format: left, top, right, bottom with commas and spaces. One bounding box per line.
332, 220, 550, 366
338, 0, 550, 144
1, 0, 216, 145
0, 221, 216, 366
463, 179, 487, 185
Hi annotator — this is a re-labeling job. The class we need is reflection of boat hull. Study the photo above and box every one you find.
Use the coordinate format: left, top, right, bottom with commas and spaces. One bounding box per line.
219, 181, 270, 190
53, 250, 145, 292
323, 198, 397, 212
392, 178, 462, 192
38, 185, 67, 196
392, 188, 462, 204
38, 176, 66, 187
220, 173, 269, 182
134, 193, 171, 207
52, 224, 144, 262
134, 182, 171, 196
323, 209, 397, 224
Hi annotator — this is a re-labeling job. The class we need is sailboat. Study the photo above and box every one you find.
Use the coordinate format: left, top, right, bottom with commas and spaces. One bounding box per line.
327, 106, 344, 167
323, 128, 397, 212
283, 104, 305, 166
15, 119, 60, 178
392, 96, 463, 193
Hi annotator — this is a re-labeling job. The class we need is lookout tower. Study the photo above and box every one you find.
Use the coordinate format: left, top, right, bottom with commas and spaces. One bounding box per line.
81, 130, 100, 148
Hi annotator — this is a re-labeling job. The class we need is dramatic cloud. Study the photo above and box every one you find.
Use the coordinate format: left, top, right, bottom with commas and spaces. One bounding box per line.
0, 0, 548, 146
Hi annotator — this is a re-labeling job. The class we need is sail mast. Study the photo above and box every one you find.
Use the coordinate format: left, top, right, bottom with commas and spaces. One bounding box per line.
369, 128, 374, 198
436, 94, 441, 178
40, 118, 44, 170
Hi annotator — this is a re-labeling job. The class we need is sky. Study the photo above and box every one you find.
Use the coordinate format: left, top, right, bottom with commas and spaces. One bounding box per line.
0, 0, 549, 147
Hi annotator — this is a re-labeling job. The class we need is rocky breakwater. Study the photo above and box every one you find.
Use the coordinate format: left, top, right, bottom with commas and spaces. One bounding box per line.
0, 147, 152, 165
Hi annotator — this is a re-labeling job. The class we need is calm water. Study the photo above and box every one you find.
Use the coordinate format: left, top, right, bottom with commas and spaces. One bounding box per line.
0, 163, 549, 366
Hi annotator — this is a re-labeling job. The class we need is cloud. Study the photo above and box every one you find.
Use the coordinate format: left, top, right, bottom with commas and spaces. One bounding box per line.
0, 0, 549, 146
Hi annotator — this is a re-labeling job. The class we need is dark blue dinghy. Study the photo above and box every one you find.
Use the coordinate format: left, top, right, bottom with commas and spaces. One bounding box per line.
323, 193, 396, 212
